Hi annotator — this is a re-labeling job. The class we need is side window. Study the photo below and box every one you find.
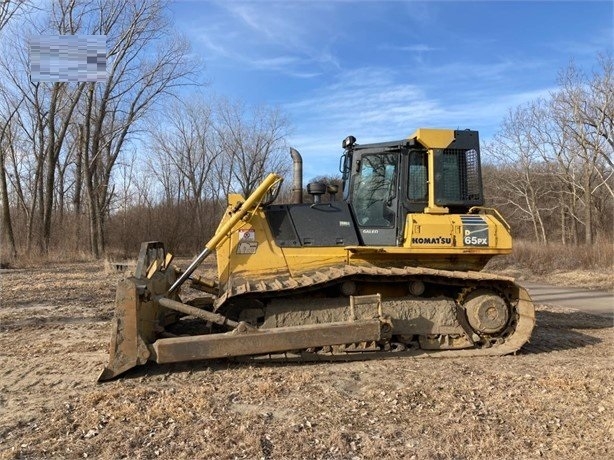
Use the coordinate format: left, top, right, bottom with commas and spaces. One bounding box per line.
408, 151, 427, 202
440, 153, 461, 201
435, 148, 483, 205
352, 154, 397, 227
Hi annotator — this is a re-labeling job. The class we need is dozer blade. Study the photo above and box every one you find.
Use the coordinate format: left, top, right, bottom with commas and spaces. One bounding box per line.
99, 241, 183, 382
151, 317, 390, 364
100, 176, 286, 381
98, 279, 151, 382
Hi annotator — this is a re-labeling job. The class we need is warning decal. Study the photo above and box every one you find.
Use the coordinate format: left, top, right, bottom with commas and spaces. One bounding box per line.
237, 228, 258, 254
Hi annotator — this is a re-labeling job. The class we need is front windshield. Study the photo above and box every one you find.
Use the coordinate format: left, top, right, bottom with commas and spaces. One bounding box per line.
352, 153, 397, 227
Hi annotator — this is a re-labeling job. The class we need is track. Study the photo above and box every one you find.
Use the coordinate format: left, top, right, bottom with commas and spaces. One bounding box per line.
216, 265, 516, 306
213, 265, 536, 359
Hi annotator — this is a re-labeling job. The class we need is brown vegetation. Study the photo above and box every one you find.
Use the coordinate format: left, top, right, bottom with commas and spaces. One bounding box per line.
482, 55, 613, 247
1, 3, 611, 265
486, 239, 614, 289
0, 262, 612, 459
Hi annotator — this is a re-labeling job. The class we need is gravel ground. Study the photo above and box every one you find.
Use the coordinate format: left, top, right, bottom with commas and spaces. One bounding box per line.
0, 262, 612, 459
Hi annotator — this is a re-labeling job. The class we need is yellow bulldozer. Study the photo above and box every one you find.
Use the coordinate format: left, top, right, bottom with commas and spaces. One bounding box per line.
99, 128, 535, 381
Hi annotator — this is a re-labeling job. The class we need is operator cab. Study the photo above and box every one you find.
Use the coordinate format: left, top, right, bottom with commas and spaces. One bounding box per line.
264, 129, 484, 249
340, 129, 484, 245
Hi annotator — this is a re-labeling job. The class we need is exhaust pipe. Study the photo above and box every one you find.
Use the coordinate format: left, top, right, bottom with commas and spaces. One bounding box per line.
290, 147, 303, 204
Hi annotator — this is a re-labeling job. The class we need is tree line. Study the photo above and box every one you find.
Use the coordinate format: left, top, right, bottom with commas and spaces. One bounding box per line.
0, 0, 290, 259
0, 2, 611, 263
483, 55, 613, 246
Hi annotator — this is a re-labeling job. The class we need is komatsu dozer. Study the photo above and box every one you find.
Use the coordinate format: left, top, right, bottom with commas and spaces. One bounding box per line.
99, 128, 535, 381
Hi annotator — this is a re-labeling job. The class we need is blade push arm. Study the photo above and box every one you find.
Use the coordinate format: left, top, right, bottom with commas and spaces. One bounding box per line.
167, 173, 283, 294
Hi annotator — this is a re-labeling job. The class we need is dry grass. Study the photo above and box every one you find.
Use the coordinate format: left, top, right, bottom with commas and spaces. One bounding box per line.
0, 262, 612, 459
489, 239, 613, 273
486, 240, 614, 289
0, 248, 97, 270
6, 355, 612, 460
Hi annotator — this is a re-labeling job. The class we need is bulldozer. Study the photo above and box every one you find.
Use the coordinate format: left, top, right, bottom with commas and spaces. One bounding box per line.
98, 128, 535, 381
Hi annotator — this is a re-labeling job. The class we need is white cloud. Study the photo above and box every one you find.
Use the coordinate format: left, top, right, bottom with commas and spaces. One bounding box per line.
380, 44, 441, 53
284, 63, 557, 177
188, 1, 340, 76
172, 1, 612, 178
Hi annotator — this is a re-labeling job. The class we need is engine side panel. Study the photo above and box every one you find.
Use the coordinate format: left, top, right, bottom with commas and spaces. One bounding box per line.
265, 202, 360, 247
215, 197, 513, 295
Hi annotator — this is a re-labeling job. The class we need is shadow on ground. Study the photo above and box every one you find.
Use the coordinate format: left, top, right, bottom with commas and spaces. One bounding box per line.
521, 309, 611, 355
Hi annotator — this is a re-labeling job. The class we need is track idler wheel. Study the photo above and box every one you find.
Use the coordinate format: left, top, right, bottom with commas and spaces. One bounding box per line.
463, 289, 510, 335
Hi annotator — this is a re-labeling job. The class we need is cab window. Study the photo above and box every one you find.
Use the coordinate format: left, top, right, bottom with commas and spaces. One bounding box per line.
408, 151, 427, 202
352, 154, 397, 227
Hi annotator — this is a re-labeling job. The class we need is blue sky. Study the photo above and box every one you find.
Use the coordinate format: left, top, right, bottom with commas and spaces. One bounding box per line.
171, 0, 613, 179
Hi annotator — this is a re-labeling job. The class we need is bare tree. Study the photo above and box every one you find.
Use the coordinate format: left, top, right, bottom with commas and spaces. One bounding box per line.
72, 0, 197, 257
215, 98, 291, 198
0, 0, 199, 257
485, 106, 555, 243
0, 0, 28, 32
551, 57, 614, 244
0, 0, 25, 258
484, 55, 613, 246
147, 97, 220, 237
1, 0, 88, 253
0, 92, 22, 258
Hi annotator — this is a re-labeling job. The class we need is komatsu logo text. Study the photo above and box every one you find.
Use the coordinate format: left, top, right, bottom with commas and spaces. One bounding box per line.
411, 237, 452, 245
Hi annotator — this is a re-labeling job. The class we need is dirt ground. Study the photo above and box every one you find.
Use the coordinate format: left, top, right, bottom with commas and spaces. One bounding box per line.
0, 262, 612, 459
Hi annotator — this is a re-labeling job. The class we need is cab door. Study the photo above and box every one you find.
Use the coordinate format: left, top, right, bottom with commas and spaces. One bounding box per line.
350, 152, 400, 246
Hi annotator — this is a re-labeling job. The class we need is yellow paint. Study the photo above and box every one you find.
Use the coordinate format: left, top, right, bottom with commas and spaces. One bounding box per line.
212, 129, 513, 292
404, 212, 512, 252
163, 252, 174, 270
410, 128, 456, 149
216, 195, 290, 287
409, 128, 456, 214
214, 205, 512, 291
206, 173, 282, 252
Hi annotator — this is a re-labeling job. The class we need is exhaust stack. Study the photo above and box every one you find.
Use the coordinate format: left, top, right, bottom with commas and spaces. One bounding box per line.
290, 147, 303, 204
